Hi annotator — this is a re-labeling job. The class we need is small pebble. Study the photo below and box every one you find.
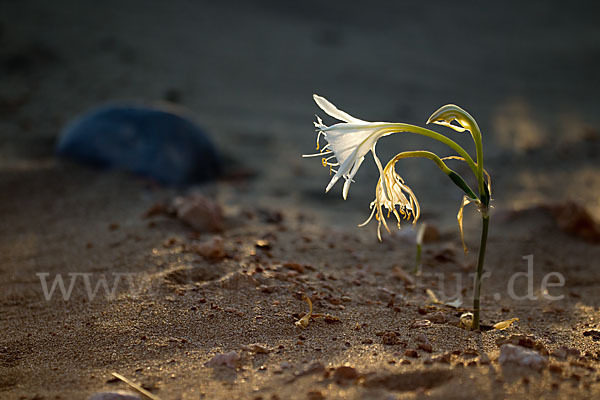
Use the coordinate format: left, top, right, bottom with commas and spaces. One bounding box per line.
434, 352, 452, 364
173, 194, 223, 233
552, 347, 568, 359
411, 319, 432, 328
192, 236, 226, 261
295, 362, 325, 377
88, 391, 141, 400
382, 332, 402, 346
404, 349, 419, 358
479, 354, 491, 365
220, 272, 258, 290
243, 344, 270, 354
549, 364, 563, 373
205, 351, 240, 369
307, 390, 325, 400
333, 366, 359, 383
426, 312, 447, 324
416, 334, 433, 353
498, 344, 548, 371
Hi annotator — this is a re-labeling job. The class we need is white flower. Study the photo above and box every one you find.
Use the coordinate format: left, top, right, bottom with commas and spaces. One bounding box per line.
359, 158, 420, 241
303, 94, 397, 200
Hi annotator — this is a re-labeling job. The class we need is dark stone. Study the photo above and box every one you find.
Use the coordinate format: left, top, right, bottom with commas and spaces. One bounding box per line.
56, 104, 220, 185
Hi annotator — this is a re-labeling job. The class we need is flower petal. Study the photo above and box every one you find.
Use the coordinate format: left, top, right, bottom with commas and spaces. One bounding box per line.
325, 149, 356, 193
325, 173, 341, 193
426, 104, 475, 133
371, 143, 388, 201
430, 120, 468, 133
313, 94, 365, 124
342, 156, 365, 200
342, 179, 352, 200
358, 204, 377, 227
457, 195, 472, 255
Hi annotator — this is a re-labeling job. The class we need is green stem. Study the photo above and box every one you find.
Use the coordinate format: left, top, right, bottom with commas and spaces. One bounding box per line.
472, 215, 489, 330
387, 151, 478, 200
389, 150, 452, 173
426, 105, 485, 200
472, 125, 486, 204
398, 124, 479, 177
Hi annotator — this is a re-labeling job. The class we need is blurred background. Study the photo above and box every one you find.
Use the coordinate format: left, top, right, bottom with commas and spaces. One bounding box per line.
2, 3, 600, 397
1, 0, 599, 228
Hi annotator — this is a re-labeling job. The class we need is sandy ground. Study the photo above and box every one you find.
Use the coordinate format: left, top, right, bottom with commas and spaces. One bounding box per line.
1, 1, 600, 399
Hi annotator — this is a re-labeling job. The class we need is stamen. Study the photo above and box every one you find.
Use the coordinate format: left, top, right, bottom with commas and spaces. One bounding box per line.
392, 209, 402, 226
302, 151, 332, 158
316, 130, 323, 150
359, 204, 377, 227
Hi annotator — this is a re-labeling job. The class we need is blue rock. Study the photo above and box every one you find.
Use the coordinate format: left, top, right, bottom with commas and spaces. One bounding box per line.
56, 104, 220, 185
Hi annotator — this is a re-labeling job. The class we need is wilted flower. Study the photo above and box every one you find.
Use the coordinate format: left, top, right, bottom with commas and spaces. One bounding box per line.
303, 94, 398, 200
359, 158, 420, 241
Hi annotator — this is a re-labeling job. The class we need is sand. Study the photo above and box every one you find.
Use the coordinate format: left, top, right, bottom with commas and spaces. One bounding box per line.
1, 1, 599, 399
